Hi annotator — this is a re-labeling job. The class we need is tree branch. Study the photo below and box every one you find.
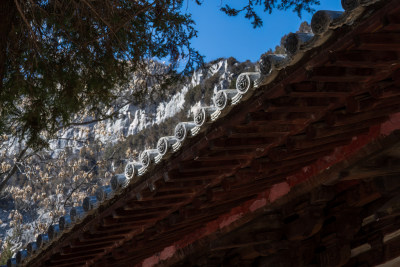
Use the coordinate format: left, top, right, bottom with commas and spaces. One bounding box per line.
0, 146, 28, 193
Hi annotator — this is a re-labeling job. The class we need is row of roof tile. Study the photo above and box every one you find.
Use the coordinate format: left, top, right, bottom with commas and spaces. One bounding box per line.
4, 0, 381, 266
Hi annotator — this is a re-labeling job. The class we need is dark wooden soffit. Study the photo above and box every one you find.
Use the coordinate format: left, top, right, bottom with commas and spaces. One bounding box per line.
167, 132, 400, 267
121, 122, 400, 267
23, 0, 400, 266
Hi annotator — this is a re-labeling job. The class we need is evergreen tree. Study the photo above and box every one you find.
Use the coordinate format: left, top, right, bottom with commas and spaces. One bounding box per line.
0, 0, 203, 149
0, 0, 319, 149
220, 0, 320, 28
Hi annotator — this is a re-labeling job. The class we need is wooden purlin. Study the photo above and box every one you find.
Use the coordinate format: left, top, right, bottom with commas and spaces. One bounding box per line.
20, 0, 400, 266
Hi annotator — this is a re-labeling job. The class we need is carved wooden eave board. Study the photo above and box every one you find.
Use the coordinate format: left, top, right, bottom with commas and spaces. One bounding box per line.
6, 0, 400, 266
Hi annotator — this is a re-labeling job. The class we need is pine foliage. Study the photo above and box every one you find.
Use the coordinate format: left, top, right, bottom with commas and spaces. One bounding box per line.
220, 0, 320, 28
0, 0, 203, 149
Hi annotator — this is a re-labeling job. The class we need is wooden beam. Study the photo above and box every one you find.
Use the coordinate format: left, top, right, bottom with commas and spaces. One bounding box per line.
308, 66, 375, 83
101, 216, 159, 227
80, 232, 125, 242
284, 208, 324, 241
148, 190, 195, 200
110, 212, 161, 220
69, 239, 115, 248
179, 159, 243, 172
47, 260, 89, 267
306, 117, 387, 139
165, 170, 222, 182
61, 244, 108, 255
194, 149, 256, 161
210, 231, 283, 251
355, 32, 400, 51
327, 104, 400, 126
210, 137, 278, 151
340, 166, 400, 181
159, 180, 209, 191
251, 150, 333, 173
329, 50, 400, 68
232, 124, 297, 133
381, 13, 400, 31
286, 129, 367, 151
113, 207, 167, 217
125, 196, 187, 208
245, 111, 313, 125
49, 254, 94, 265
89, 224, 139, 234
345, 182, 381, 207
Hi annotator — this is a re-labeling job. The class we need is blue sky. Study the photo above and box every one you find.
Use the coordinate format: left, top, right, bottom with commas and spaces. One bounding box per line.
183, 0, 343, 62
